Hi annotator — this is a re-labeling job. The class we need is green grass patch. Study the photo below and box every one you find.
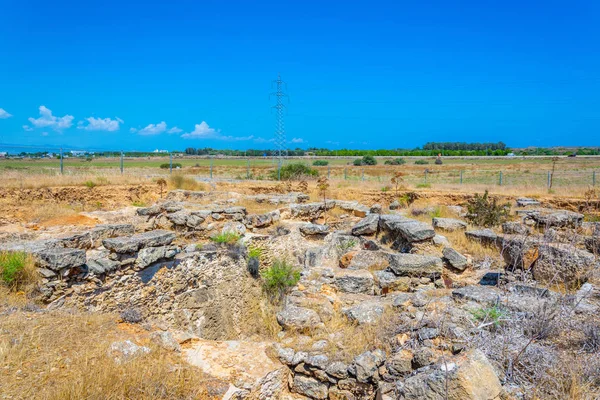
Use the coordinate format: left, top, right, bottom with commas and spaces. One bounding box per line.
248, 246, 263, 259
210, 232, 241, 245
260, 259, 300, 301
0, 252, 37, 291
470, 305, 508, 328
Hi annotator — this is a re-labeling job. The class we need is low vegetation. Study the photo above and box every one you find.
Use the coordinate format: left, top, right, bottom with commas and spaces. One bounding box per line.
414, 159, 429, 165
260, 259, 300, 301
466, 190, 511, 227
210, 232, 241, 245
353, 155, 377, 166
0, 251, 38, 292
169, 174, 204, 191
312, 160, 329, 166
160, 162, 182, 169
270, 162, 318, 180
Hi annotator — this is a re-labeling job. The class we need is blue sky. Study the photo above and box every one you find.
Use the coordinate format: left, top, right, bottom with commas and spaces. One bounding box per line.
1, 0, 599, 151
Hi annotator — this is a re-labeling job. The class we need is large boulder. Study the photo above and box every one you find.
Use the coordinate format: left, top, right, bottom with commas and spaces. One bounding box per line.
299, 223, 330, 236
533, 243, 596, 288
432, 218, 467, 231
388, 254, 443, 277
347, 250, 390, 270
351, 214, 380, 236
277, 306, 322, 330
103, 230, 176, 253
465, 229, 501, 247
343, 300, 385, 325
34, 248, 86, 271
401, 349, 503, 400
531, 210, 584, 228
334, 269, 375, 294
373, 270, 411, 292
290, 374, 329, 399
379, 215, 435, 243
443, 247, 469, 271
501, 222, 531, 235
353, 350, 386, 383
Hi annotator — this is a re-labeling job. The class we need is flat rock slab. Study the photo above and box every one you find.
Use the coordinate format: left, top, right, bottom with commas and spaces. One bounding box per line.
35, 248, 86, 271
531, 210, 584, 228
388, 254, 443, 277
351, 214, 380, 236
277, 305, 322, 330
516, 198, 541, 207
299, 223, 330, 236
334, 269, 376, 294
465, 229, 501, 246
432, 218, 467, 231
379, 215, 435, 243
185, 339, 286, 394
443, 247, 469, 271
103, 230, 176, 253
343, 299, 387, 325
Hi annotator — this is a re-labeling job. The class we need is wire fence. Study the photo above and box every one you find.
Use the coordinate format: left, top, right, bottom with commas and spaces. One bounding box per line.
1, 154, 598, 190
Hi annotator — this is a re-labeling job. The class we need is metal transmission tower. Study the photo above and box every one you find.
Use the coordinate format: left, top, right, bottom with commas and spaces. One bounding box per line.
271, 73, 288, 179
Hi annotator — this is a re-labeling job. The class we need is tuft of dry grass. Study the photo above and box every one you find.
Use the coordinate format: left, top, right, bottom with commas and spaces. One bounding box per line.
168, 174, 206, 191
443, 229, 502, 261
0, 310, 221, 399
0, 252, 39, 293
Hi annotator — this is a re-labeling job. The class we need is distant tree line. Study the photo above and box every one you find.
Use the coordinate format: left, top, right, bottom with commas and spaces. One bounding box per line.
422, 142, 507, 151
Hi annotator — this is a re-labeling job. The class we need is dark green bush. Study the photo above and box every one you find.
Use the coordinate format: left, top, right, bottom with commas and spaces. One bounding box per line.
160, 163, 182, 169
362, 155, 377, 165
312, 160, 329, 166
415, 160, 429, 165
0, 251, 37, 291
466, 190, 511, 227
270, 163, 318, 180
384, 158, 406, 165
260, 259, 300, 301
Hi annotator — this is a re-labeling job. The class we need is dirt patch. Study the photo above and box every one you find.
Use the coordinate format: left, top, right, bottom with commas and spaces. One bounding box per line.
40, 214, 100, 228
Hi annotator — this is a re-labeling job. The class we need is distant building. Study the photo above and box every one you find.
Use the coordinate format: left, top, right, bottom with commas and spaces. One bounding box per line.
70, 150, 87, 157
0, 152, 7, 158
153, 149, 168, 153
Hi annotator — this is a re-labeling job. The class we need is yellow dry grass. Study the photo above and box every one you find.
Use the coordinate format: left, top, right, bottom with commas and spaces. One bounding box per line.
0, 308, 221, 400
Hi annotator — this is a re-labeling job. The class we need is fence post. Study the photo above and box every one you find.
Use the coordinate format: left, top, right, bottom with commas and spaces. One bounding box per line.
499, 171, 503, 186
169, 152, 173, 174
247, 159, 250, 179
594, 171, 596, 186
344, 168, 347, 180
547, 171, 551, 188
328, 166, 330, 179
210, 156, 213, 179
120, 151, 124, 175
460, 170, 463, 184
60, 148, 64, 175
362, 169, 365, 181
425, 170, 428, 183
277, 159, 281, 181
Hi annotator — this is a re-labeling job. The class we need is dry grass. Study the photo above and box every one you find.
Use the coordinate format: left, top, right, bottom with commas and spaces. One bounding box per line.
443, 229, 501, 261
0, 309, 221, 400
234, 197, 280, 215
168, 174, 206, 191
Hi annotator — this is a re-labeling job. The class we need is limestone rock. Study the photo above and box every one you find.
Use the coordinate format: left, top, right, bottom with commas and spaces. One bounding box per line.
334, 269, 375, 294
379, 215, 435, 243
299, 223, 330, 236
343, 300, 385, 325
388, 254, 443, 277
277, 305, 322, 330
290, 374, 329, 399
443, 247, 469, 271
103, 230, 176, 253
432, 218, 467, 231
351, 214, 379, 236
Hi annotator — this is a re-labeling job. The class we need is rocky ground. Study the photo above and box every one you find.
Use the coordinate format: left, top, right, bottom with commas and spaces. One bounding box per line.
1, 187, 599, 399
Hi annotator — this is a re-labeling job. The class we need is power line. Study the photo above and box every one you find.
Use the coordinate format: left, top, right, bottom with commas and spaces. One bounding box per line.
271, 73, 288, 163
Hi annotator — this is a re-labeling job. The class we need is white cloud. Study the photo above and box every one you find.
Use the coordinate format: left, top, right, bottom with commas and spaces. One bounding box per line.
181, 121, 217, 139
0, 108, 12, 119
41, 132, 49, 136
167, 127, 182, 134
291, 137, 304, 143
78, 116, 121, 132
130, 127, 137, 133
136, 121, 167, 135
23, 125, 34, 132
26, 105, 74, 131
181, 121, 255, 141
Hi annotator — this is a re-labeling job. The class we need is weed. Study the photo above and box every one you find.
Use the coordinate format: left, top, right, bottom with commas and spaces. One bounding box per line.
428, 206, 443, 218
416, 183, 431, 188
415, 159, 429, 165
270, 163, 318, 181
210, 232, 241, 245
470, 305, 508, 328
0, 251, 38, 291
337, 238, 357, 253
248, 247, 263, 259
466, 190, 511, 227
131, 200, 146, 207
169, 174, 204, 191
160, 162, 182, 169
260, 259, 300, 301
381, 186, 390, 192
84, 180, 96, 188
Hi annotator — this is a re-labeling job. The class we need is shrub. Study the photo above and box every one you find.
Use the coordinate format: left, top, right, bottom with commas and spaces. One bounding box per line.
466, 190, 511, 227
434, 157, 443, 165
210, 232, 241, 245
160, 163, 182, 169
260, 259, 300, 301
470, 305, 507, 328
270, 163, 318, 181
362, 155, 377, 165
415, 159, 429, 165
247, 247, 262, 279
312, 160, 329, 166
384, 158, 406, 165
583, 324, 600, 353
84, 180, 96, 188
0, 251, 37, 291
353, 159, 363, 166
